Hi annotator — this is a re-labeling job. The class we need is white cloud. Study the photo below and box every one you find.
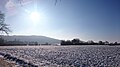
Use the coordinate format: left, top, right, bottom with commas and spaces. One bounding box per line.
5, 0, 17, 16
5, 0, 33, 16
5, 0, 16, 10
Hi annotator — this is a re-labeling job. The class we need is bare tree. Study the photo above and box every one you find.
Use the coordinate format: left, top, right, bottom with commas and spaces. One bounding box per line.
55, 0, 61, 5
0, 11, 11, 35
17, 0, 61, 6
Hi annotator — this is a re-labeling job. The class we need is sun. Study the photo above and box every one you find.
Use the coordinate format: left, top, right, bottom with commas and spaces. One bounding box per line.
30, 11, 40, 22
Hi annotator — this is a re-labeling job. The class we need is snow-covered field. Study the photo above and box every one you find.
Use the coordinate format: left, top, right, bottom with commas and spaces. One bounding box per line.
0, 45, 120, 67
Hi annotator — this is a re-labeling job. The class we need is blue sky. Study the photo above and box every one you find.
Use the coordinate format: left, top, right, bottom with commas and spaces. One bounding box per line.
0, 0, 119, 42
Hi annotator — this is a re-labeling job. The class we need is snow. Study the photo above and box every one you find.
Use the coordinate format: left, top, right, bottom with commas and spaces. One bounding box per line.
0, 45, 120, 67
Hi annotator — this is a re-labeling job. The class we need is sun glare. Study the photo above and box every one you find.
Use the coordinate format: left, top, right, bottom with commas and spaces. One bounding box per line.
30, 12, 40, 22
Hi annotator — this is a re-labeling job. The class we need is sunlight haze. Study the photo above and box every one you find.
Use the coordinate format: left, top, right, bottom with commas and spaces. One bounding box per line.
0, 0, 119, 42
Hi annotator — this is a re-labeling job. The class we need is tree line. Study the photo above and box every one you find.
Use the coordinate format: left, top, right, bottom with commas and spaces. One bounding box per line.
61, 38, 120, 46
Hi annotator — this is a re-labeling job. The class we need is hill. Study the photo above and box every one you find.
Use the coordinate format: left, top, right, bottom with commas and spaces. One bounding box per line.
1, 35, 60, 44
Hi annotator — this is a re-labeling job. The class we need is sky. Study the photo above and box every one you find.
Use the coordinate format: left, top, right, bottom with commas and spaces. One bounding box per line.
0, 0, 120, 42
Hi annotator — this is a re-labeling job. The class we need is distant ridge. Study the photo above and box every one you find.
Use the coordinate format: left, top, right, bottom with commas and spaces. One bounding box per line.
1, 35, 60, 44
